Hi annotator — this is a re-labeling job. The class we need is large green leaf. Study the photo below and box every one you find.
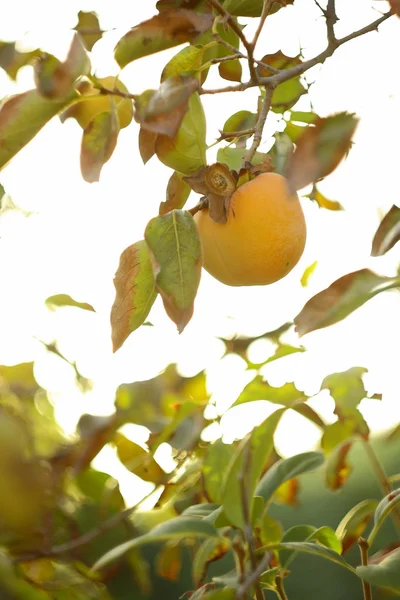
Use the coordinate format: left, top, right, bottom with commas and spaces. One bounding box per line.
294, 269, 400, 336
357, 548, 400, 594
145, 210, 202, 333
110, 240, 157, 352
262, 541, 355, 574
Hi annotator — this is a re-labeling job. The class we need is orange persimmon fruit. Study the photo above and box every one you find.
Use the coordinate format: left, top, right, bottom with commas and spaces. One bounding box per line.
194, 172, 306, 286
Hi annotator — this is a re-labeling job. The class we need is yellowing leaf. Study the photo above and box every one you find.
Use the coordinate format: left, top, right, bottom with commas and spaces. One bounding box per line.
307, 185, 343, 211
0, 42, 40, 80
114, 10, 213, 68
45, 293, 95, 312
160, 171, 191, 215
218, 58, 242, 83
325, 440, 353, 490
192, 537, 230, 587
161, 45, 206, 82
371, 204, 400, 256
145, 210, 202, 333
110, 240, 157, 352
113, 432, 166, 484
138, 127, 157, 164
156, 543, 183, 581
301, 261, 318, 287
74, 10, 103, 51
336, 499, 378, 554
80, 107, 119, 182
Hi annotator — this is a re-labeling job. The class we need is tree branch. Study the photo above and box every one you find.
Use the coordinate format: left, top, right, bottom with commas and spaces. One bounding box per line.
326, 0, 338, 46
242, 85, 274, 165
206, 0, 249, 48
237, 552, 271, 600
251, 0, 276, 50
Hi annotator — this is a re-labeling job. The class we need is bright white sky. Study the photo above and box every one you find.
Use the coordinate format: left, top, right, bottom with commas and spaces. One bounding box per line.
0, 1, 399, 505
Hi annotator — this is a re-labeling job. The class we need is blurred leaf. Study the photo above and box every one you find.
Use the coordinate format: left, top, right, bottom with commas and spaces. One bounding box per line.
321, 367, 367, 416
75, 414, 120, 472
110, 240, 157, 352
93, 517, 220, 571
76, 468, 124, 511
356, 548, 400, 594
134, 76, 199, 137
112, 432, 166, 484
336, 499, 379, 554
155, 542, 183, 581
114, 10, 213, 68
45, 294, 95, 312
0, 89, 77, 171
269, 132, 293, 175
182, 503, 221, 518
368, 489, 400, 547
80, 106, 119, 182
292, 403, 326, 430
260, 541, 354, 573
294, 269, 400, 336
0, 362, 38, 393
216, 146, 265, 172
306, 185, 343, 210
285, 113, 359, 192
219, 58, 242, 82
259, 567, 280, 591
389, 0, 400, 16
193, 537, 231, 587
274, 478, 298, 506
145, 209, 202, 333
203, 439, 234, 504
155, 92, 207, 174
309, 526, 342, 554
301, 261, 318, 287
279, 524, 316, 567
34, 34, 90, 100
256, 452, 324, 507
161, 44, 206, 82
200, 589, 236, 600
222, 0, 293, 17
0, 42, 40, 80
290, 110, 319, 124
233, 376, 307, 408
259, 512, 284, 546
74, 11, 103, 51
160, 171, 191, 215
371, 204, 400, 257
321, 420, 364, 456
138, 127, 157, 164
258, 52, 305, 113
325, 439, 353, 490
222, 409, 285, 528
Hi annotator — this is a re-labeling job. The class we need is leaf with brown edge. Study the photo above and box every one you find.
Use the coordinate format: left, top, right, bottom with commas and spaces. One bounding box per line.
325, 439, 353, 490
34, 34, 90, 100
285, 113, 359, 192
80, 107, 119, 182
336, 499, 379, 554
371, 204, 400, 256
145, 210, 202, 333
258, 52, 305, 114
110, 240, 157, 353
73, 10, 103, 51
192, 537, 231, 587
114, 10, 213, 68
294, 268, 400, 336
139, 127, 157, 164
306, 185, 343, 211
0, 42, 40, 80
160, 171, 191, 215
0, 89, 78, 171
134, 76, 199, 137
156, 543, 183, 582
274, 477, 299, 506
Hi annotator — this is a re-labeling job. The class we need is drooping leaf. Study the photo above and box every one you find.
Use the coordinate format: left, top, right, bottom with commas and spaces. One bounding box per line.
112, 432, 166, 484
356, 548, 400, 594
0, 42, 40, 80
114, 10, 213, 68
203, 439, 234, 504
155, 542, 183, 581
219, 58, 242, 83
306, 185, 343, 210
80, 107, 119, 182
74, 10, 103, 51
160, 171, 191, 215
325, 439, 353, 490
0, 88, 77, 171
138, 127, 157, 164
368, 489, 400, 547
161, 44, 206, 82
134, 76, 199, 137
34, 34, 90, 99
145, 209, 202, 333
285, 112, 359, 192
256, 452, 324, 507
301, 261, 318, 287
221, 409, 285, 528
233, 376, 307, 408
371, 204, 400, 256
110, 240, 157, 353
155, 92, 207, 174
193, 537, 231, 587
336, 499, 379, 554
259, 541, 355, 574
92, 517, 220, 571
45, 294, 95, 312
258, 52, 305, 113
294, 269, 400, 336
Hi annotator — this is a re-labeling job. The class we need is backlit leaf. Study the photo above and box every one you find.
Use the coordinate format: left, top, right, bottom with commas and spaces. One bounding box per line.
294, 268, 400, 336
110, 240, 157, 352
80, 108, 119, 182
368, 489, 400, 547
145, 210, 202, 333
0, 89, 77, 171
161, 45, 206, 82
222, 110, 257, 143
258, 52, 305, 113
112, 432, 166, 484
74, 11, 103, 51
203, 439, 234, 504
325, 440, 353, 490
356, 548, 400, 594
307, 185, 343, 210
336, 499, 379, 554
160, 171, 191, 215
285, 112, 359, 191
371, 204, 400, 256
321, 367, 368, 415
290, 110, 319, 124
45, 294, 95, 312
0, 42, 40, 80
114, 10, 213, 68
233, 376, 307, 408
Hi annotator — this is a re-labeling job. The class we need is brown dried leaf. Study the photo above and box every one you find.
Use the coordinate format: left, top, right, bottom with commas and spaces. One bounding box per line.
134, 76, 199, 137
389, 0, 400, 16
371, 204, 400, 256
184, 163, 237, 223
138, 127, 158, 164
205, 163, 236, 196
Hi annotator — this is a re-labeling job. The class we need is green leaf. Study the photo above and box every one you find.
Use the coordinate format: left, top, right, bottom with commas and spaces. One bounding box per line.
114, 11, 213, 68
269, 132, 293, 175
160, 171, 191, 215
45, 294, 95, 312
336, 499, 379, 553
193, 537, 231, 587
0, 42, 40, 80
368, 489, 400, 547
259, 567, 280, 591
112, 432, 166, 484
371, 204, 400, 257
216, 146, 264, 172
155, 542, 183, 581
233, 376, 307, 408
155, 92, 207, 174
294, 268, 400, 336
161, 45, 206, 82
256, 452, 324, 507
260, 541, 356, 574
182, 504, 221, 518
203, 439, 234, 504
222, 110, 257, 142
0, 89, 77, 171
301, 261, 318, 287
221, 409, 285, 528
222, 0, 292, 17
279, 524, 316, 567
258, 512, 284, 546
92, 517, 220, 571
218, 59, 242, 83
258, 52, 305, 113
80, 107, 119, 183
110, 240, 157, 352
290, 110, 320, 124
285, 112, 359, 192
74, 11, 103, 52
145, 209, 202, 333
34, 34, 90, 100
356, 548, 400, 594
309, 526, 342, 554
321, 367, 368, 415
201, 589, 236, 600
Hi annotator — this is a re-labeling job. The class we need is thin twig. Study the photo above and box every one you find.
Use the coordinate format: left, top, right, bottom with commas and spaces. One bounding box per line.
211, 53, 243, 64
251, 0, 276, 50
206, 0, 249, 48
276, 574, 289, 600
326, 0, 338, 46
242, 85, 274, 165
218, 127, 256, 140
237, 552, 271, 599
358, 538, 373, 600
